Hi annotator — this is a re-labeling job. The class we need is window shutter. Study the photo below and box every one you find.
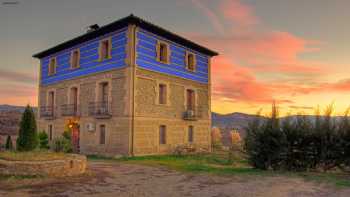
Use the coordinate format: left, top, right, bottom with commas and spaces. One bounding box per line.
156, 41, 161, 61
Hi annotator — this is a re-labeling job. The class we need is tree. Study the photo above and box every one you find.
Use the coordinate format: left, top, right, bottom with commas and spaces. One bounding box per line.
228, 130, 243, 164
16, 105, 38, 151
5, 135, 13, 150
38, 131, 49, 149
211, 127, 222, 149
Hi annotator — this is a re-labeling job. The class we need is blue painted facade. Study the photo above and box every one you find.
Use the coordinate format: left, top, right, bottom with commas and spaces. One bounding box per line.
40, 28, 128, 85
136, 28, 209, 84
39, 26, 210, 86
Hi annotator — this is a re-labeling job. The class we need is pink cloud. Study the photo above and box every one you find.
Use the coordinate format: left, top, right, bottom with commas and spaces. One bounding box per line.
220, 0, 258, 26
211, 56, 293, 104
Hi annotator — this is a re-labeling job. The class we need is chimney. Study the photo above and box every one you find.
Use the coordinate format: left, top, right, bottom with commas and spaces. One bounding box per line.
86, 24, 99, 33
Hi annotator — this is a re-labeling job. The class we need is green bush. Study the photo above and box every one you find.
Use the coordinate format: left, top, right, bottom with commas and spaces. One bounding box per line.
51, 131, 72, 153
245, 103, 350, 172
38, 131, 49, 150
16, 105, 38, 151
5, 135, 13, 150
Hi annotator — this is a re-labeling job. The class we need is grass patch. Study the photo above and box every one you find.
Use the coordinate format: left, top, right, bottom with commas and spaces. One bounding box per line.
0, 151, 68, 161
88, 152, 350, 187
0, 174, 42, 181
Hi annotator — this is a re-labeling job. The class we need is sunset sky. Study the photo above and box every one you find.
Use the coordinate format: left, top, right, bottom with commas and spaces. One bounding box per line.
1, 0, 350, 115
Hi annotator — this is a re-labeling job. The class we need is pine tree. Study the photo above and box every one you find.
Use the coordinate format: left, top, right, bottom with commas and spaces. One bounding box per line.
5, 135, 13, 150
16, 105, 38, 151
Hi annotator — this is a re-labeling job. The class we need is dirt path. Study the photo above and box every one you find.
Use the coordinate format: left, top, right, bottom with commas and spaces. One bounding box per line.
0, 161, 349, 197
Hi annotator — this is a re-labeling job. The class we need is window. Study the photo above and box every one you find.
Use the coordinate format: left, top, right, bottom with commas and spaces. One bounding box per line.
100, 39, 111, 61
48, 91, 55, 115
186, 52, 196, 72
100, 125, 106, 144
48, 91, 55, 107
70, 87, 78, 113
188, 126, 194, 143
159, 125, 166, 145
158, 83, 167, 104
48, 58, 56, 76
48, 125, 53, 141
71, 49, 80, 69
186, 89, 195, 110
157, 41, 169, 64
100, 82, 109, 103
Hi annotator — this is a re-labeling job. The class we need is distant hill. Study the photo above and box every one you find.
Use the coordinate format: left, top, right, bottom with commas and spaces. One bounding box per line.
0, 104, 27, 113
211, 112, 265, 146
0, 105, 37, 136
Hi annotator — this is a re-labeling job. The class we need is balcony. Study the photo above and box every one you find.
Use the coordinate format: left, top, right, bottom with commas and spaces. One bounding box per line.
89, 101, 112, 119
183, 106, 203, 121
40, 106, 55, 119
61, 104, 80, 117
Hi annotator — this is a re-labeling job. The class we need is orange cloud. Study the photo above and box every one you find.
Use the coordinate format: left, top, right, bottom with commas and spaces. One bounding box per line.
211, 56, 293, 104
0, 68, 37, 84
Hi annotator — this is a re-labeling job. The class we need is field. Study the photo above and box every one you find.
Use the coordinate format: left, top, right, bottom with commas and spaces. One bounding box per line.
90, 151, 350, 188
0, 151, 350, 196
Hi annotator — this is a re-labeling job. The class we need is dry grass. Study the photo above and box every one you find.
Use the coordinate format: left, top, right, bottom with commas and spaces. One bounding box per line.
0, 151, 68, 161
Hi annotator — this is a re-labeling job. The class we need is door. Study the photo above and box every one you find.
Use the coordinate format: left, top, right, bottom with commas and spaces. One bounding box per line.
72, 125, 80, 153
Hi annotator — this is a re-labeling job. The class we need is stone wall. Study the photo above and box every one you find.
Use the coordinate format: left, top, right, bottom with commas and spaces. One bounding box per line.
133, 68, 211, 155
0, 154, 87, 177
38, 68, 132, 157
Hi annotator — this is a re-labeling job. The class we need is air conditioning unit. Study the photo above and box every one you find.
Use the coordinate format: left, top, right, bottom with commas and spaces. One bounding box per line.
86, 123, 95, 132
187, 110, 195, 117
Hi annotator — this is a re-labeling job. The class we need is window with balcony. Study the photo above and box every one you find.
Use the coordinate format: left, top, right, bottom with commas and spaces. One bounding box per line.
71, 49, 80, 69
186, 52, 196, 72
159, 125, 166, 145
99, 125, 106, 144
99, 39, 111, 61
186, 89, 195, 110
48, 57, 56, 76
158, 83, 167, 105
89, 81, 111, 118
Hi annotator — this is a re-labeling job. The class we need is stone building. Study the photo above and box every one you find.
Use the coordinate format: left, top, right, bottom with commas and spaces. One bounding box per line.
33, 15, 218, 156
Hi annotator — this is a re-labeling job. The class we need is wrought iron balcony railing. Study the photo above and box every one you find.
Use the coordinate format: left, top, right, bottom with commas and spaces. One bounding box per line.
40, 106, 55, 119
61, 104, 80, 117
183, 106, 203, 121
88, 101, 112, 118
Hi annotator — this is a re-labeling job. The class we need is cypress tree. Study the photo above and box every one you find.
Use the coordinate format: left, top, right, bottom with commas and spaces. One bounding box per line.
5, 135, 13, 150
16, 105, 38, 151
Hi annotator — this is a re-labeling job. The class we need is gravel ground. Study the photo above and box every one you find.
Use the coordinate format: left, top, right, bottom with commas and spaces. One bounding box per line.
1, 161, 349, 197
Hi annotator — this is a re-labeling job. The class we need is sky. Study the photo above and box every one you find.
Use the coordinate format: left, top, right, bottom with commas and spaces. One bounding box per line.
1, 0, 350, 115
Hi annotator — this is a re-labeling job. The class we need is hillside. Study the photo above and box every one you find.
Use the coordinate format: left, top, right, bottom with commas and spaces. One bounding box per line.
0, 105, 37, 136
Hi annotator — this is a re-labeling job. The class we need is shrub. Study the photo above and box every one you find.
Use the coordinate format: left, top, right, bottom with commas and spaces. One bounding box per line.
38, 131, 49, 150
172, 144, 196, 156
5, 135, 13, 150
245, 103, 287, 170
16, 105, 38, 151
245, 103, 350, 172
52, 137, 72, 153
51, 131, 72, 153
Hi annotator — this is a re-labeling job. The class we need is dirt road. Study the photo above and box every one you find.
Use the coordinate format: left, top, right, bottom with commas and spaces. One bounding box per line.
1, 161, 349, 197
